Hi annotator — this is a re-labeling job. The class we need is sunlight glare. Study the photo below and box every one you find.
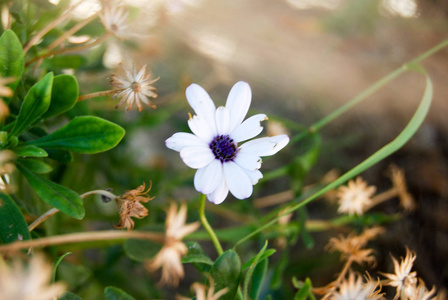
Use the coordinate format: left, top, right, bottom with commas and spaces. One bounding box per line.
286, 0, 341, 10
381, 0, 418, 18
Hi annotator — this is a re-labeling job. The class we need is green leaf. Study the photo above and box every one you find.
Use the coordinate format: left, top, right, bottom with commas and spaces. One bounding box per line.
181, 241, 213, 265
41, 55, 86, 70
124, 225, 163, 262
104, 286, 136, 300
16, 161, 85, 219
27, 116, 125, 154
210, 250, 242, 300
0, 193, 31, 244
43, 74, 78, 119
0, 30, 24, 94
244, 241, 268, 300
46, 149, 73, 163
249, 258, 268, 300
242, 248, 276, 270
52, 252, 71, 283
16, 158, 52, 174
14, 145, 48, 157
59, 292, 83, 300
9, 73, 53, 137
294, 278, 313, 300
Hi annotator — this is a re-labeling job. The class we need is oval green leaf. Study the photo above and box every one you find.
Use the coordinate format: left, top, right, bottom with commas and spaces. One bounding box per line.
9, 72, 53, 137
124, 224, 163, 262
104, 286, 136, 300
181, 241, 213, 265
46, 149, 73, 164
16, 161, 85, 220
27, 116, 125, 154
0, 30, 24, 95
0, 192, 31, 244
59, 292, 83, 300
210, 250, 242, 300
14, 145, 48, 157
124, 238, 162, 262
17, 158, 52, 174
43, 74, 79, 119
41, 55, 86, 70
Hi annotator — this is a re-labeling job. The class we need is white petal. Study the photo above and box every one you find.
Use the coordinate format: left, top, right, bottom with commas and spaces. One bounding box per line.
180, 147, 214, 169
194, 159, 223, 194
188, 115, 215, 142
234, 152, 262, 171
225, 82, 252, 133
215, 106, 230, 135
223, 161, 253, 199
186, 84, 217, 135
231, 114, 267, 143
243, 169, 263, 185
239, 135, 289, 157
166, 132, 208, 152
207, 179, 229, 205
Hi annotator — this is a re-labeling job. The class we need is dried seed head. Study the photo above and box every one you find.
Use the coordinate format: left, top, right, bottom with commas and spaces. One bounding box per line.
114, 182, 154, 230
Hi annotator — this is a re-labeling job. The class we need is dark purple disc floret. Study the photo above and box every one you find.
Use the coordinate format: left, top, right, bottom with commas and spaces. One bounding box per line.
209, 135, 237, 163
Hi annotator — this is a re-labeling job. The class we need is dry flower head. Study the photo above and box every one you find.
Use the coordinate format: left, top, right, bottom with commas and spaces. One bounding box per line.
0, 150, 15, 192
99, 0, 130, 39
323, 272, 384, 300
0, 76, 15, 98
337, 177, 376, 216
413, 279, 437, 300
0, 76, 16, 122
0, 254, 66, 300
110, 64, 159, 111
327, 227, 384, 265
382, 248, 418, 300
146, 202, 200, 286
114, 182, 154, 230
177, 275, 229, 300
389, 165, 415, 212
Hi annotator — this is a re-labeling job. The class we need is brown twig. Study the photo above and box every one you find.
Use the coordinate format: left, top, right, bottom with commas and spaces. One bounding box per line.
46, 12, 99, 52
365, 187, 399, 211
0, 230, 164, 254
26, 32, 112, 67
23, 1, 83, 54
77, 89, 116, 102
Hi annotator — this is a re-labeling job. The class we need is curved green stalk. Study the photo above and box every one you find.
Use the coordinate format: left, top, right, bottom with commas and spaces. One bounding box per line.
199, 194, 224, 256
290, 38, 448, 144
234, 68, 434, 249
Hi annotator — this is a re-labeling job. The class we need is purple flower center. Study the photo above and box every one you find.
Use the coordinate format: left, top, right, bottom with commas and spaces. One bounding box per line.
209, 135, 237, 163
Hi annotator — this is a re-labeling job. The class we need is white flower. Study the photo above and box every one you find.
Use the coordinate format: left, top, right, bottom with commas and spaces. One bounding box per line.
0, 254, 66, 300
324, 272, 384, 300
166, 81, 289, 204
110, 64, 158, 111
100, 0, 130, 39
337, 177, 376, 216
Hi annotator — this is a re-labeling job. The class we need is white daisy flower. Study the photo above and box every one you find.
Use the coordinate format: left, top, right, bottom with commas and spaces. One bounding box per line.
100, 0, 129, 39
165, 81, 289, 204
110, 64, 158, 111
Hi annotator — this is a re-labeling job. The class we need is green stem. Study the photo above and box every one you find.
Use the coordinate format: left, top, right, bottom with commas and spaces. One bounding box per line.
234, 40, 443, 249
199, 194, 224, 256
290, 38, 448, 144
309, 66, 406, 133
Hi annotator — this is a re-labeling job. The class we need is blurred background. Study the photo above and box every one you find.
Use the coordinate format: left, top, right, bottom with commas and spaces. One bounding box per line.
28, 0, 448, 298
